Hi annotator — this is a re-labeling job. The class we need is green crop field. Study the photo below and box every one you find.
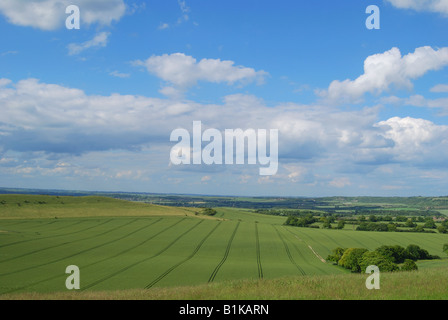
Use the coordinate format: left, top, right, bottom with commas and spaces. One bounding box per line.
0, 195, 447, 299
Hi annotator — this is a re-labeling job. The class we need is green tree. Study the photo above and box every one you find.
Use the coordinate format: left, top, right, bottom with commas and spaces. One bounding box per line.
285, 216, 298, 226
437, 225, 447, 234
387, 223, 397, 232
405, 219, 416, 228
336, 220, 345, 230
338, 248, 368, 272
359, 251, 399, 273
375, 245, 405, 263
412, 225, 425, 233
404, 244, 431, 260
322, 218, 332, 229
423, 219, 436, 229
327, 247, 346, 264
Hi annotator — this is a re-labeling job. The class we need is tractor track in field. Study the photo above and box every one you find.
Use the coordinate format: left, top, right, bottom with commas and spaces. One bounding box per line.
280, 226, 328, 274
0, 218, 167, 277
4, 219, 82, 233
1, 219, 83, 233
43, 220, 86, 230
318, 229, 346, 249
357, 232, 384, 247
82, 219, 203, 290
0, 218, 139, 264
0, 219, 112, 249
208, 221, 240, 283
339, 231, 369, 248
0, 220, 31, 228
274, 226, 306, 276
294, 228, 333, 254
0, 218, 165, 294
283, 227, 326, 263
145, 221, 222, 289
397, 232, 442, 249
255, 223, 263, 279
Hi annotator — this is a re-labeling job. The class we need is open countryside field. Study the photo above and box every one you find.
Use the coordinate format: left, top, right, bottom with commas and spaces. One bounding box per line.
0, 195, 447, 299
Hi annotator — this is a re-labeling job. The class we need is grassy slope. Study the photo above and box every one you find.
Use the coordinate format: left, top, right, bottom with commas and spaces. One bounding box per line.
2, 267, 447, 300
0, 195, 447, 300
0, 194, 207, 219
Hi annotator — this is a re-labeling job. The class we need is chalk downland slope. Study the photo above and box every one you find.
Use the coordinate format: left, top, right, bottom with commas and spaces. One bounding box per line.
0, 194, 212, 219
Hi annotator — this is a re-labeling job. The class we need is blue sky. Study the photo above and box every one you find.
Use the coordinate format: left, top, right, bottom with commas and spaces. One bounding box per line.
1, 0, 448, 197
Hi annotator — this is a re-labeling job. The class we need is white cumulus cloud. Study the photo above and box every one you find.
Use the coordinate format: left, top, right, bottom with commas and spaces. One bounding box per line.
0, 0, 126, 30
318, 46, 448, 103
133, 53, 268, 92
386, 0, 448, 16
68, 32, 110, 55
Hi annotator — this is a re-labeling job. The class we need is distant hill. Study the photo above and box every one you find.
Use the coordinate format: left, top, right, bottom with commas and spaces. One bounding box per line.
0, 194, 199, 219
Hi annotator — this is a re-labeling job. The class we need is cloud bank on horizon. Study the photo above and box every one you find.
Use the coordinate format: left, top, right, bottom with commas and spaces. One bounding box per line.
0, 0, 448, 197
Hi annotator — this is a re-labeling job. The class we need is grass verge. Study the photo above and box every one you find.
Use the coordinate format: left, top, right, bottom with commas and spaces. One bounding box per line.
1, 267, 447, 300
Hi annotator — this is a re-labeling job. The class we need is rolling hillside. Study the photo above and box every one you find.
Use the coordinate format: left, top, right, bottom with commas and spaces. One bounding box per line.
0, 195, 447, 299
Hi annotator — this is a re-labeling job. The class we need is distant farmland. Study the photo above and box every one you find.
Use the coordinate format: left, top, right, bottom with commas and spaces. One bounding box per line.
0, 195, 447, 298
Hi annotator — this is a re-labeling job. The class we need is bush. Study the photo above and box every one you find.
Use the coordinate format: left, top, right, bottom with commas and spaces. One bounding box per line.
401, 259, 418, 271
201, 208, 217, 216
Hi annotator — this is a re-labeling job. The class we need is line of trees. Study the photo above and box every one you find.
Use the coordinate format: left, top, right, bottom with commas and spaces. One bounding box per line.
327, 244, 440, 273
284, 213, 448, 234
284, 214, 319, 228
356, 218, 448, 233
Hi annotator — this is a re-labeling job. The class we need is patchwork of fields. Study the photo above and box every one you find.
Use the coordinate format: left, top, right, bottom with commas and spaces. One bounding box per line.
0, 197, 447, 295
